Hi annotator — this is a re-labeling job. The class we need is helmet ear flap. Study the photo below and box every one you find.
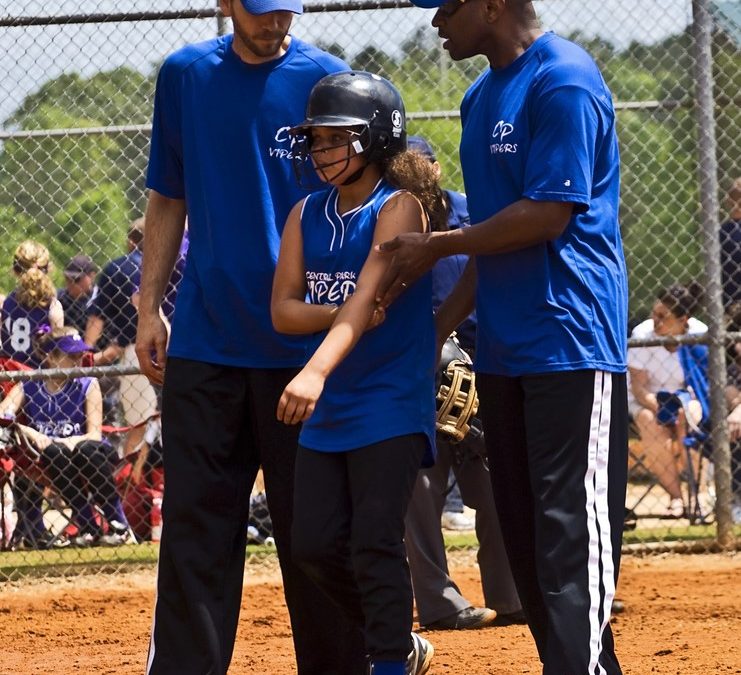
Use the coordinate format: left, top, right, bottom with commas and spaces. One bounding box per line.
368, 131, 391, 162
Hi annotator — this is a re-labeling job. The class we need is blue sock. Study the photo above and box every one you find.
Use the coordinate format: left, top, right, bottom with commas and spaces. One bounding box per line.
27, 506, 47, 537
370, 660, 405, 675
101, 498, 128, 527
74, 501, 97, 534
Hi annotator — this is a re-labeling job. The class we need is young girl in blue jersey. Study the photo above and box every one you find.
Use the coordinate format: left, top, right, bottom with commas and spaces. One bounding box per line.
0, 327, 130, 547
271, 71, 444, 675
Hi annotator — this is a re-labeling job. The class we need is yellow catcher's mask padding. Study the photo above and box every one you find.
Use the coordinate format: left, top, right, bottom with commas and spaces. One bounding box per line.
436, 360, 479, 442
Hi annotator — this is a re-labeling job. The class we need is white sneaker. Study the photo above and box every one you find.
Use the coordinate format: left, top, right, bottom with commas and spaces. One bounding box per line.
406, 633, 434, 675
441, 511, 474, 531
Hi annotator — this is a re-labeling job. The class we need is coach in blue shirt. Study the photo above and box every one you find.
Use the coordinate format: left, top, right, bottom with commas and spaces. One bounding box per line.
377, 2, 629, 674
134, 2, 363, 674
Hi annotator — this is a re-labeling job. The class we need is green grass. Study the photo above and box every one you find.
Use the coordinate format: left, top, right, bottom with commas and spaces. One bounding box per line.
0, 542, 280, 581
0, 542, 159, 581
442, 527, 741, 551
3, 528, 739, 581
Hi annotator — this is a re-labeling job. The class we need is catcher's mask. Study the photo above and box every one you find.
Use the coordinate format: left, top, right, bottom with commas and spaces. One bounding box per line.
289, 71, 407, 188
436, 334, 479, 442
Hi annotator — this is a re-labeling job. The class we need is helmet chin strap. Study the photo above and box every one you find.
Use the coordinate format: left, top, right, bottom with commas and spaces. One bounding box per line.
339, 163, 368, 185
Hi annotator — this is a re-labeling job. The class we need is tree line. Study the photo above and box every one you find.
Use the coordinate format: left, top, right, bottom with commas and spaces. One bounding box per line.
0, 25, 738, 323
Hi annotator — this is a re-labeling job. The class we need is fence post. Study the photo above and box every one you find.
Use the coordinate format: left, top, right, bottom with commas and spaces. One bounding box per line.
216, 0, 227, 36
691, 0, 734, 547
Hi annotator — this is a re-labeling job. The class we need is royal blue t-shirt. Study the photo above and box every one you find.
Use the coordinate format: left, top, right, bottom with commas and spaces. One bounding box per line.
298, 180, 436, 464
460, 33, 627, 376
146, 35, 349, 367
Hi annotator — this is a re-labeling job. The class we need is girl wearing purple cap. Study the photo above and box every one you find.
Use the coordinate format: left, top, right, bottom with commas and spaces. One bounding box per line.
0, 327, 131, 547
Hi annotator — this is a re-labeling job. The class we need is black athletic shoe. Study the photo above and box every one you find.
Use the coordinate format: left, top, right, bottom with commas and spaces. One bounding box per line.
424, 606, 498, 631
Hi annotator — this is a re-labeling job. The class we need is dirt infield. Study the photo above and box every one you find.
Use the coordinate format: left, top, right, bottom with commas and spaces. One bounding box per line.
1, 553, 739, 674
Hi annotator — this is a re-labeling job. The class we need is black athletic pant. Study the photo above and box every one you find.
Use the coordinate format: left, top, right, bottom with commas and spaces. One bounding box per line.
43, 440, 122, 527
478, 370, 628, 675
147, 359, 366, 675
291, 434, 426, 663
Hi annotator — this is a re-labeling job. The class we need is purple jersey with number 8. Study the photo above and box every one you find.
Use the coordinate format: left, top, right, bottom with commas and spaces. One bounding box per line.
1, 290, 51, 367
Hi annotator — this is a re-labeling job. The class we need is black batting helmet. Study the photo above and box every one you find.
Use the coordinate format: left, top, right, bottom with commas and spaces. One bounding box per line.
290, 71, 407, 184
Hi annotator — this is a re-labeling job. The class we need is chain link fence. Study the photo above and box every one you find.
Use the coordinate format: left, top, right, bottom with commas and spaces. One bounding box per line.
0, 0, 739, 579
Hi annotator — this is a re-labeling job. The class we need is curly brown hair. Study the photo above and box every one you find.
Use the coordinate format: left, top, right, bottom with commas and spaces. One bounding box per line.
383, 150, 447, 233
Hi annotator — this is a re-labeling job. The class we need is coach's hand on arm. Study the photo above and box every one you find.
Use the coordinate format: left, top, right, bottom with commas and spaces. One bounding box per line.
375, 198, 573, 309
135, 190, 187, 385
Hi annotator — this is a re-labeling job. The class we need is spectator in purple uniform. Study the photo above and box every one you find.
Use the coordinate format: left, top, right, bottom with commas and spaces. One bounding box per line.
0, 327, 130, 547
1, 241, 63, 367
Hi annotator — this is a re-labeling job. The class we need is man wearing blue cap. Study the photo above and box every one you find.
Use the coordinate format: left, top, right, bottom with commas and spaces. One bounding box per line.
135, 2, 364, 673
403, 135, 523, 632
377, 2, 629, 673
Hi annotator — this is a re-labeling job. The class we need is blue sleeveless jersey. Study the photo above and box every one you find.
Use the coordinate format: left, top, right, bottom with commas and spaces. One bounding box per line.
22, 377, 93, 438
1, 290, 51, 367
298, 180, 436, 463
460, 33, 627, 376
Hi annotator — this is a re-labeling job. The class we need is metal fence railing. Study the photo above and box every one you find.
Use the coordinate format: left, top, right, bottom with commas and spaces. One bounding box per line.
0, 0, 739, 578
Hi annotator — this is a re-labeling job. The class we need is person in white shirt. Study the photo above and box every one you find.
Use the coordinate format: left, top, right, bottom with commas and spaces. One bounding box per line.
628, 284, 705, 518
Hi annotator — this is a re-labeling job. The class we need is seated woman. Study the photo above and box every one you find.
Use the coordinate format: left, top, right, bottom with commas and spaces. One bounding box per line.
0, 327, 130, 546
629, 283, 708, 518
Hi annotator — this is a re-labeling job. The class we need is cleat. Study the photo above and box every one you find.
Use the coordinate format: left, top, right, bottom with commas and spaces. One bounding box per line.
424, 606, 497, 631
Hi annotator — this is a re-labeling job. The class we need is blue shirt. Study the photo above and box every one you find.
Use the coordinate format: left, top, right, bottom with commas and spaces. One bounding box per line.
87, 250, 141, 347
57, 288, 89, 335
146, 35, 349, 367
298, 180, 436, 464
1, 291, 52, 367
432, 189, 477, 354
162, 230, 189, 324
460, 33, 627, 376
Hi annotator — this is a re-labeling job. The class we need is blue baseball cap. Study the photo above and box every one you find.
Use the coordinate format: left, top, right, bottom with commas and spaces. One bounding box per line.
407, 135, 437, 162
241, 0, 303, 14
408, 0, 449, 7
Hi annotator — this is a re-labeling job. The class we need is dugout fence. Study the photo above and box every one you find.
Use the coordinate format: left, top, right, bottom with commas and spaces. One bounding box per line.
0, 0, 739, 579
